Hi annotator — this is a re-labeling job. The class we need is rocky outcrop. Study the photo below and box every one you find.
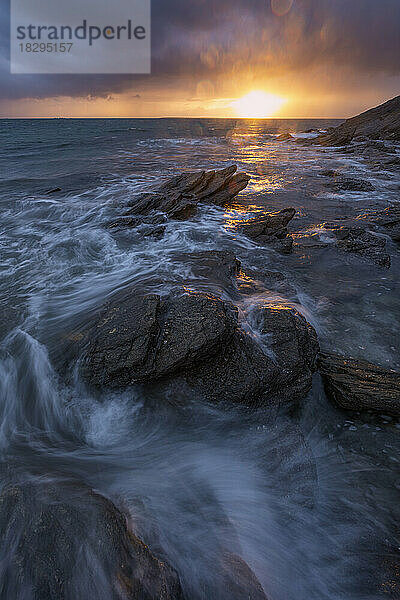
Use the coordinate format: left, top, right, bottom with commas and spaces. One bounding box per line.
237, 208, 296, 254
109, 165, 250, 228
323, 223, 390, 268
62, 289, 318, 406
317, 95, 400, 146
319, 352, 400, 415
0, 481, 184, 600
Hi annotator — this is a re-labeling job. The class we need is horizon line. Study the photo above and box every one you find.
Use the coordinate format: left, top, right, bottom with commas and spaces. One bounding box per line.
0, 115, 345, 120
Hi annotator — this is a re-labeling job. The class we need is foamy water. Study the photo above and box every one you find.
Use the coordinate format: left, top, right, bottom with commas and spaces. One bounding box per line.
0, 118, 399, 599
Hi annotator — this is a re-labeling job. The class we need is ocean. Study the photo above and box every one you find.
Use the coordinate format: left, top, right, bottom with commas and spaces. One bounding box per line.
0, 117, 399, 599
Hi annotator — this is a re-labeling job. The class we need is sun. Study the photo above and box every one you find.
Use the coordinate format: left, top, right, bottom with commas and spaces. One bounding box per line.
231, 90, 286, 118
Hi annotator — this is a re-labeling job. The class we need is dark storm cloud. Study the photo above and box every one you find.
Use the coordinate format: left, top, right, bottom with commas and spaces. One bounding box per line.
0, 0, 399, 101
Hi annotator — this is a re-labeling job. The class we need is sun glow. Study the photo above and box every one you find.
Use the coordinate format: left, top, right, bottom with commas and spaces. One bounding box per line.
231, 90, 287, 118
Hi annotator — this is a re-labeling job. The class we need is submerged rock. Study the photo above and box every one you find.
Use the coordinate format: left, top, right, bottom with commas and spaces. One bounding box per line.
182, 250, 241, 292
324, 176, 375, 192
238, 208, 296, 254
109, 165, 250, 229
323, 223, 390, 268
276, 133, 294, 142
0, 481, 184, 600
64, 289, 318, 406
319, 352, 400, 415
370, 205, 400, 243
317, 95, 400, 145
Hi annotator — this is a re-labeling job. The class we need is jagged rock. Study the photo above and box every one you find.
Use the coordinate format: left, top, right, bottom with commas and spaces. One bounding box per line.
62, 290, 318, 406
237, 208, 296, 254
276, 133, 294, 142
0, 481, 184, 600
324, 177, 374, 192
319, 353, 400, 415
323, 223, 390, 268
110, 166, 250, 229
317, 95, 400, 146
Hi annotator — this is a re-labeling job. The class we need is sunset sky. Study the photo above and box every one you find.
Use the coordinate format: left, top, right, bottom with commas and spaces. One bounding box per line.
1, 0, 399, 118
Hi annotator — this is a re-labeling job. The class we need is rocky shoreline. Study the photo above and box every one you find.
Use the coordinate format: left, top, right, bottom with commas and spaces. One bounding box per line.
3, 97, 400, 599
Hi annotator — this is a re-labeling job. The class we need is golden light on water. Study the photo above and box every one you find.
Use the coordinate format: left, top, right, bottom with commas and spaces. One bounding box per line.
231, 91, 287, 118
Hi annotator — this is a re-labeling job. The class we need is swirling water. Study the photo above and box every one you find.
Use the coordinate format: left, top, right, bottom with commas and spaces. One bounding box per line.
0, 118, 399, 599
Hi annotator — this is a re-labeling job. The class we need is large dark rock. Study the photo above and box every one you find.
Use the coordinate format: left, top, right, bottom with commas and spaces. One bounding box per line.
109, 165, 250, 229
323, 223, 391, 268
237, 208, 296, 254
317, 95, 400, 146
63, 290, 318, 406
319, 352, 400, 415
0, 481, 184, 600
78, 292, 238, 388
252, 305, 319, 402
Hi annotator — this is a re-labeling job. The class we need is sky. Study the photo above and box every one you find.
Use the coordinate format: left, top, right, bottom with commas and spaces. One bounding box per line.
0, 0, 399, 118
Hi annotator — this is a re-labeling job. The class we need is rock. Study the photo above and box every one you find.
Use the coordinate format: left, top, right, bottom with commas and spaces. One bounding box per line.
324, 176, 375, 192
370, 205, 400, 243
317, 95, 400, 146
182, 251, 241, 291
323, 223, 390, 268
218, 553, 268, 599
0, 480, 184, 600
237, 268, 297, 300
251, 305, 319, 402
237, 208, 296, 254
62, 289, 318, 406
111, 166, 250, 229
78, 292, 238, 388
321, 169, 338, 177
276, 133, 294, 142
319, 352, 400, 415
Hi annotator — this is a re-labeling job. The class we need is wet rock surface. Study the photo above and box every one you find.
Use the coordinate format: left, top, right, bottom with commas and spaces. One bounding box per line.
218, 553, 268, 600
109, 165, 250, 229
0, 481, 184, 600
253, 306, 320, 402
324, 176, 375, 192
180, 250, 241, 294
323, 223, 391, 268
319, 352, 400, 415
237, 208, 296, 254
317, 94, 400, 145
369, 205, 400, 243
63, 288, 318, 406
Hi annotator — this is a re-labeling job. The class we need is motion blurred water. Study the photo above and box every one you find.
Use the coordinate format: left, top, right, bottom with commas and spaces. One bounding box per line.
0, 118, 399, 599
